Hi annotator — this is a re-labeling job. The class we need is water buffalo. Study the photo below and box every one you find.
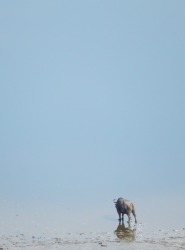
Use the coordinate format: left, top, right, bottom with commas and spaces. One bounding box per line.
114, 197, 137, 224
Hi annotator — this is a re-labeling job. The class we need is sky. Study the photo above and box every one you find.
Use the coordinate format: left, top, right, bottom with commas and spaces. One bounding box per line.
0, 0, 185, 203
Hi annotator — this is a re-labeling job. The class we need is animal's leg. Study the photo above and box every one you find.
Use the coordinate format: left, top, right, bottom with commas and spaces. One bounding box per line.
121, 213, 124, 221
132, 204, 137, 224
117, 212, 121, 221
127, 212, 131, 224
132, 210, 137, 224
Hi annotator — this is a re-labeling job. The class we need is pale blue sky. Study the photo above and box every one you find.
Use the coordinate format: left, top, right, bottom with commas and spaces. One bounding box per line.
0, 1, 185, 202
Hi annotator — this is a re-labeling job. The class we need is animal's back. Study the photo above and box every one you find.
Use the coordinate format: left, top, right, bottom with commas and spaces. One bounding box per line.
117, 197, 130, 205
117, 197, 124, 203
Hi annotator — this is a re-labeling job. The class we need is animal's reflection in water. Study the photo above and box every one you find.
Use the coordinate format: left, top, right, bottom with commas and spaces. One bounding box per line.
114, 221, 136, 242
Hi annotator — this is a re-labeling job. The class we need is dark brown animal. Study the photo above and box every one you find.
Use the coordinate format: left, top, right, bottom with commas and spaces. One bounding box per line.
114, 197, 137, 224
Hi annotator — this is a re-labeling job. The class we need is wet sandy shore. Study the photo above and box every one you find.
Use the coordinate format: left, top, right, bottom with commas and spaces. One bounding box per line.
0, 224, 185, 250
0, 196, 185, 249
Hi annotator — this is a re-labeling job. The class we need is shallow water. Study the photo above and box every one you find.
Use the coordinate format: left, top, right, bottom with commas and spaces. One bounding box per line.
0, 195, 185, 249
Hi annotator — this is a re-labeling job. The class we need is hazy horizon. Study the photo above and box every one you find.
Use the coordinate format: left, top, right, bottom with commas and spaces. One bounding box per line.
1, 0, 185, 204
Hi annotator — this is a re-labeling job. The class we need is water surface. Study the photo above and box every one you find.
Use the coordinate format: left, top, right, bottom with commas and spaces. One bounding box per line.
0, 194, 185, 249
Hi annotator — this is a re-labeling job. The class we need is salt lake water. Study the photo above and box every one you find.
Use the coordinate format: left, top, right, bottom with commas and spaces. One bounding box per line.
0, 194, 184, 249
